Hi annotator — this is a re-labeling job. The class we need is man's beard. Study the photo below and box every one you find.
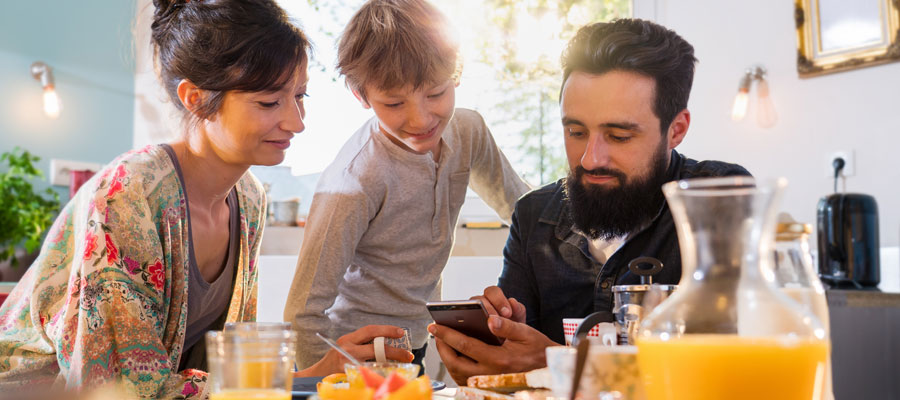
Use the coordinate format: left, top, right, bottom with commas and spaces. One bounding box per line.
564, 143, 670, 240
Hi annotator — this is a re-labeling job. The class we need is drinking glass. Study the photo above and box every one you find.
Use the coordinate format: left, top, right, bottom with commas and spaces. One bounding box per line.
206, 324, 296, 400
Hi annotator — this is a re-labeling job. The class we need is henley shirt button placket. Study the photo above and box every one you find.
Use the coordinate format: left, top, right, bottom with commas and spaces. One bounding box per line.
430, 159, 441, 238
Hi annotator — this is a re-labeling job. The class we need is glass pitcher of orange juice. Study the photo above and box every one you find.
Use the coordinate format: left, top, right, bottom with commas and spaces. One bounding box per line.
206, 323, 296, 400
636, 177, 829, 400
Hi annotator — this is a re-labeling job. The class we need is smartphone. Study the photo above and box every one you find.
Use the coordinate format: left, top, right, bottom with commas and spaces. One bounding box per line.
426, 299, 504, 346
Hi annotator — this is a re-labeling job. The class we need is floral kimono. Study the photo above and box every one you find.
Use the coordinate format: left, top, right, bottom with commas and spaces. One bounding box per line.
0, 145, 266, 398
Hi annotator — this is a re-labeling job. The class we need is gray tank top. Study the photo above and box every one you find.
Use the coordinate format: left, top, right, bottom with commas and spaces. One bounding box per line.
161, 144, 239, 355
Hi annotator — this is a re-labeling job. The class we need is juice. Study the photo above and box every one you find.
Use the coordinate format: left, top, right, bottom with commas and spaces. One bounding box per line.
231, 359, 292, 391
781, 286, 834, 400
206, 328, 296, 399
238, 361, 279, 387
637, 334, 828, 400
209, 389, 291, 400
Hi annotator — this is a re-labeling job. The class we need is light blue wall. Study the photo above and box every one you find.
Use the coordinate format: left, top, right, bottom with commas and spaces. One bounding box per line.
0, 2, 136, 202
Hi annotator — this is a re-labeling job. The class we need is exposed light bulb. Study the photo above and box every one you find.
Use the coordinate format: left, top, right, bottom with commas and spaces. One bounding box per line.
755, 79, 777, 128
731, 66, 778, 128
43, 87, 61, 119
31, 61, 62, 119
731, 90, 749, 121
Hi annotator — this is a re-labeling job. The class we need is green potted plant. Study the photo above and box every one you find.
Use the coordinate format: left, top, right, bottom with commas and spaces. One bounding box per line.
0, 147, 60, 282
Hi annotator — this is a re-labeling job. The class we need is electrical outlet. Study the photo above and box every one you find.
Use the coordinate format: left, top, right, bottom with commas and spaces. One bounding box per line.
49, 159, 102, 187
824, 150, 855, 178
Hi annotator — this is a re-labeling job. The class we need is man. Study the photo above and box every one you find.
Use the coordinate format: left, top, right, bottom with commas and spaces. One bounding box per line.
428, 18, 751, 385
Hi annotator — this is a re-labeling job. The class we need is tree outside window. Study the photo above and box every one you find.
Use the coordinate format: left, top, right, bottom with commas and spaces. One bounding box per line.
455, 0, 631, 184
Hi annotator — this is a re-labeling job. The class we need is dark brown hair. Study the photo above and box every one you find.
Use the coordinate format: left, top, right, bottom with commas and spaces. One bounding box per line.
336, 0, 460, 101
151, 0, 310, 125
561, 19, 697, 135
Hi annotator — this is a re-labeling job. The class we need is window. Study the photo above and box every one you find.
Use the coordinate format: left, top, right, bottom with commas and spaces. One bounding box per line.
264, 1, 631, 214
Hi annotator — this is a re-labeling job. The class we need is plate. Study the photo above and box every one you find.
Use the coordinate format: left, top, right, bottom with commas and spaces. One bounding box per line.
291, 376, 322, 398
292, 376, 446, 399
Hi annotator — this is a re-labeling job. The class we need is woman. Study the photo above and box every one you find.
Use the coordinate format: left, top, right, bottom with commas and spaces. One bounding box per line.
0, 0, 410, 397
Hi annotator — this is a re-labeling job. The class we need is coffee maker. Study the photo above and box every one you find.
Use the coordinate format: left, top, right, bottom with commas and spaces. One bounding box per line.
816, 158, 880, 288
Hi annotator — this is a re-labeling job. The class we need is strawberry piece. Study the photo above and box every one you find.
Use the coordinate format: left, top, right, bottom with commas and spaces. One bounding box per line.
374, 371, 409, 400
359, 366, 386, 389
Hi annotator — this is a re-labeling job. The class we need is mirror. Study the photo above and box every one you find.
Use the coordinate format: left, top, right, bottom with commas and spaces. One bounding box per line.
795, 0, 900, 77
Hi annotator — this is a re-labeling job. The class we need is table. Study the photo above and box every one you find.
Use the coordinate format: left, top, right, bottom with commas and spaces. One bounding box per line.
827, 289, 900, 399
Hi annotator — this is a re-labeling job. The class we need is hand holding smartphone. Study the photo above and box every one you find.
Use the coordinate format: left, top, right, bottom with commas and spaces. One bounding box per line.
426, 299, 504, 346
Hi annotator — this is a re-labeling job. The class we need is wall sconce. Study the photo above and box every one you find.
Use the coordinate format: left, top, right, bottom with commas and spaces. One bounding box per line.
731, 65, 777, 128
30, 61, 62, 119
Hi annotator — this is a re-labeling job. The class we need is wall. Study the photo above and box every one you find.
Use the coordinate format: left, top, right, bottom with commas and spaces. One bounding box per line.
0, 2, 136, 202
638, 0, 900, 246
132, 0, 183, 149
130, 0, 900, 251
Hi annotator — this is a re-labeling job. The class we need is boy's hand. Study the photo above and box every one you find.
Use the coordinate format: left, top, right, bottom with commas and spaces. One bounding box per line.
295, 325, 414, 377
470, 286, 527, 323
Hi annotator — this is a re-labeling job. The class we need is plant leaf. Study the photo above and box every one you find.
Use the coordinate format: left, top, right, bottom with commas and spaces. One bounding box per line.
24, 238, 41, 253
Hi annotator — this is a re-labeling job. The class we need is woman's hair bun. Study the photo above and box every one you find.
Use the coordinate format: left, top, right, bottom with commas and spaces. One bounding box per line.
151, 0, 186, 23
148, 0, 310, 127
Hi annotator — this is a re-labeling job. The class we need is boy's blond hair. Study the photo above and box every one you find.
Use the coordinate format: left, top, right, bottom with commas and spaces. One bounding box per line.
337, 0, 460, 101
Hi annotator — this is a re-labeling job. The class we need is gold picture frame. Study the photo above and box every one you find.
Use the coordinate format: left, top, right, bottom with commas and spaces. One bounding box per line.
795, 0, 900, 77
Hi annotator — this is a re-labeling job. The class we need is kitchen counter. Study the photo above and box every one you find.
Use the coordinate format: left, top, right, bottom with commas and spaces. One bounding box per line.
0, 282, 16, 293
259, 225, 510, 257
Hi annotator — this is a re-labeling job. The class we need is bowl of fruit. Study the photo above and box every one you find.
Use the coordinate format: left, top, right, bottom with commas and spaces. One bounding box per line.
316, 362, 432, 400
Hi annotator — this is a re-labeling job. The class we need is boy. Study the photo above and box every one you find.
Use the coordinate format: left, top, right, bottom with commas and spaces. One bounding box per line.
284, 0, 530, 369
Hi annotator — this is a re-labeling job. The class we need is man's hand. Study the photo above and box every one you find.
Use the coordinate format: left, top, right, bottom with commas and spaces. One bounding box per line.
470, 286, 527, 323
429, 315, 559, 386
295, 325, 414, 377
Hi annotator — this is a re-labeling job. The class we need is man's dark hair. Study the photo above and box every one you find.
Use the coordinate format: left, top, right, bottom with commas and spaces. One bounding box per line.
560, 19, 697, 134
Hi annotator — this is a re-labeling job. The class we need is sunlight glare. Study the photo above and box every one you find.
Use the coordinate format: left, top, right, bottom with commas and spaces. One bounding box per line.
566, 4, 593, 28
513, 7, 565, 65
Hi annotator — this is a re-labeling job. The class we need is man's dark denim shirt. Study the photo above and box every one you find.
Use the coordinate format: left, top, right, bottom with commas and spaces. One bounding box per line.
497, 151, 751, 344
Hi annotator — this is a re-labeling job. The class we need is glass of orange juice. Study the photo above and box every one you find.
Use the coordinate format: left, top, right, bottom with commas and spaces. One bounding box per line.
206, 324, 296, 400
